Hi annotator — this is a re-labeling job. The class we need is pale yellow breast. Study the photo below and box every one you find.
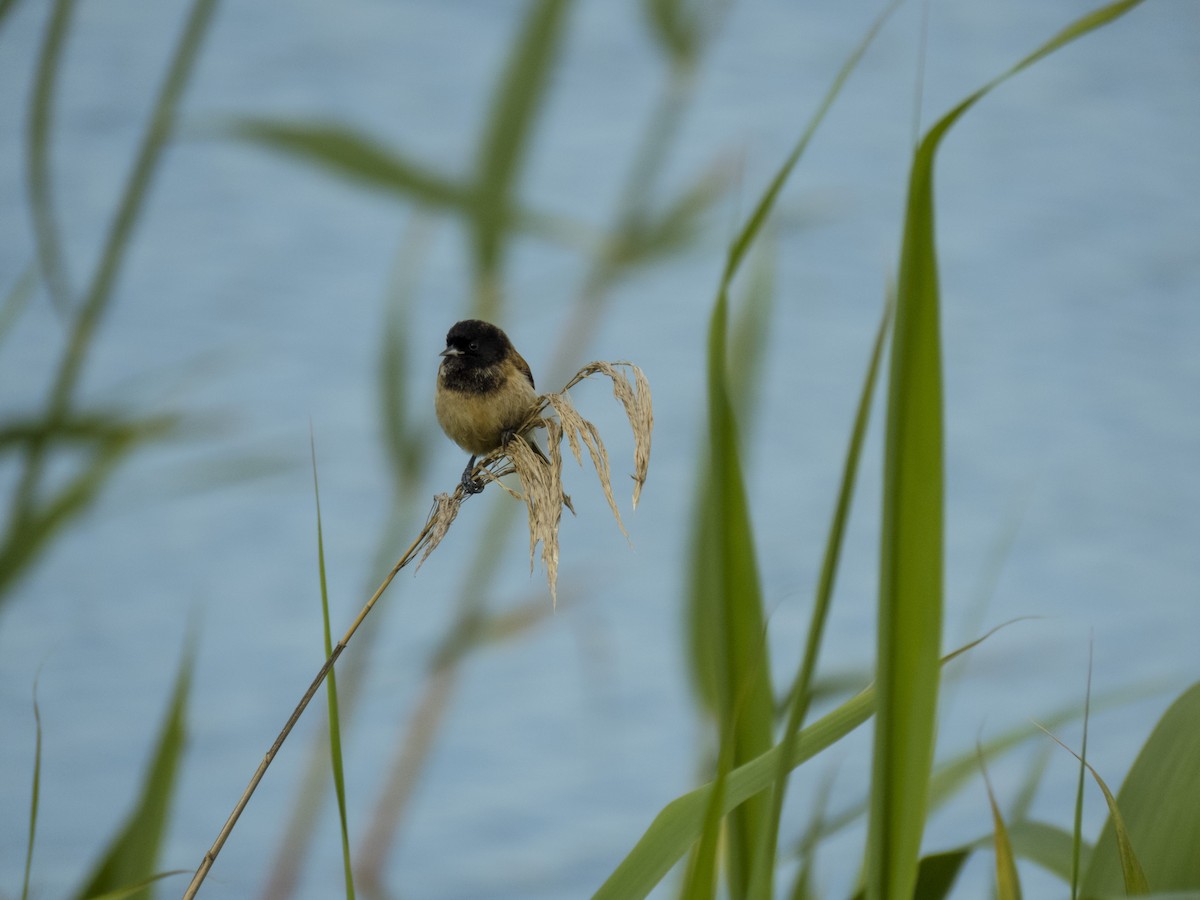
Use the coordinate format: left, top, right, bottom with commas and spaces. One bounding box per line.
435, 373, 538, 455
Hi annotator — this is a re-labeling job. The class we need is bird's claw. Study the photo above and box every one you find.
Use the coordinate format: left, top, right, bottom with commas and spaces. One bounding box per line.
461, 469, 485, 494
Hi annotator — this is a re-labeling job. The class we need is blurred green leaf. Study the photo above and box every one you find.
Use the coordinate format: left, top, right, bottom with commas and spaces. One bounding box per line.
224, 119, 471, 209
643, 0, 704, 70
1082, 682, 1200, 895
0, 265, 38, 345
4, 0, 219, 603
74, 643, 194, 900
0, 413, 182, 602
470, 0, 571, 318
28, 0, 77, 314
0, 412, 181, 451
21, 676, 43, 900
607, 160, 729, 274
1008, 819, 1091, 883
0, 0, 25, 30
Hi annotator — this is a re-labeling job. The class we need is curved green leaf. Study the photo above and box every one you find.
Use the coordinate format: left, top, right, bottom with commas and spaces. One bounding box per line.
1082, 682, 1200, 895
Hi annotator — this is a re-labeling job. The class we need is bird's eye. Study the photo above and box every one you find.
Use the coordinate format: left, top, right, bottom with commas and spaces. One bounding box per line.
469, 341, 478, 351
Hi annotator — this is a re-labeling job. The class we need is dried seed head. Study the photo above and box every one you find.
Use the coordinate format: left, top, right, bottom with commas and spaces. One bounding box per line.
444, 361, 652, 604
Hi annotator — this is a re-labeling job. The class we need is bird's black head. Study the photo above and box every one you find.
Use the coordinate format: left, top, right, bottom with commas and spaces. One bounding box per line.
441, 319, 512, 368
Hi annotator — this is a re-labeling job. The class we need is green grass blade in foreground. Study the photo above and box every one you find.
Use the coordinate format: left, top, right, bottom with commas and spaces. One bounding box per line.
981, 754, 1024, 900
1038, 725, 1149, 895
685, 239, 773, 718
27, 0, 77, 314
1072, 642, 1096, 900
312, 442, 355, 899
870, 86, 946, 900
593, 631, 1009, 900
1081, 681, 1200, 894
74, 641, 194, 900
749, 298, 892, 900
679, 718, 735, 900
702, 279, 774, 896
592, 687, 877, 900
866, 5, 1146, 897
850, 849, 972, 900
721, 0, 900, 284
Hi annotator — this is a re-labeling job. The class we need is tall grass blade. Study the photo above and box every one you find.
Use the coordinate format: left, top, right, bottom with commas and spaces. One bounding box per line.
684, 239, 773, 719
869, 97, 946, 900
814, 679, 1165, 848
470, 0, 571, 317
311, 440, 355, 899
704, 282, 774, 896
1072, 639, 1095, 899
687, 8, 900, 889
27, 0, 77, 315
749, 297, 892, 900
866, 5, 1146, 896
723, 0, 900, 281
679, 719, 736, 900
74, 641, 194, 900
1038, 725, 1149, 894
21, 676, 43, 900
594, 629, 1009, 900
981, 752, 1024, 900
593, 687, 876, 900
1081, 681, 1200, 894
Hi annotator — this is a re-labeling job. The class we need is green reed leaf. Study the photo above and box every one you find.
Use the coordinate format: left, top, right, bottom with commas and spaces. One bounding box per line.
27, 0, 77, 314
311, 440, 355, 899
866, 5, 1147, 896
1081, 681, 1200, 895
74, 642, 194, 900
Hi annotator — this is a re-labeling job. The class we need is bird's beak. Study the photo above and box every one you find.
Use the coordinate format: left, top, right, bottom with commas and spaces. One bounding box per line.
439, 347, 461, 358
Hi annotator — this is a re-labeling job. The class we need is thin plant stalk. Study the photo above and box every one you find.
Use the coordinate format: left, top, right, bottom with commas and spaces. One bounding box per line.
181, 499, 459, 899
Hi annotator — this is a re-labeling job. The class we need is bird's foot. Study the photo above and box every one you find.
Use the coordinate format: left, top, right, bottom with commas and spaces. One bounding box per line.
460, 456, 485, 494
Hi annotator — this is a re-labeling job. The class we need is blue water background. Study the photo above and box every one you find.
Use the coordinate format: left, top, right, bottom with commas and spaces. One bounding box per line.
1, 1, 1198, 897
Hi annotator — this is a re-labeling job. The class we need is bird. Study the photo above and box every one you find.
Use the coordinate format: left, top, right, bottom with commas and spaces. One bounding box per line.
435, 319, 541, 493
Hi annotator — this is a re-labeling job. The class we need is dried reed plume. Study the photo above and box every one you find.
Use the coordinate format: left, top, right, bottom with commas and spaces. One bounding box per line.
431, 359, 652, 604
183, 360, 651, 898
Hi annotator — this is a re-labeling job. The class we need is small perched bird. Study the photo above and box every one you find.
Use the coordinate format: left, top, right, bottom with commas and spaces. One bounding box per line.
436, 319, 540, 493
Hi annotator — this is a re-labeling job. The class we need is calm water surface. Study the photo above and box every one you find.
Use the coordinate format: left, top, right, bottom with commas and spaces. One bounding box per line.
1, 1, 1197, 897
